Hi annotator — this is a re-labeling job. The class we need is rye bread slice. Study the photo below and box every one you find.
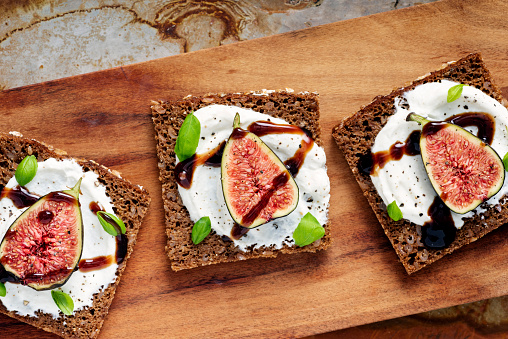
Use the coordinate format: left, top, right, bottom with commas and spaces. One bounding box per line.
0, 132, 150, 338
151, 90, 331, 271
332, 52, 508, 274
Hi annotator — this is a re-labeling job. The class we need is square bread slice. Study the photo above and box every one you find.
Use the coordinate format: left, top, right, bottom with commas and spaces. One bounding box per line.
0, 132, 150, 338
332, 52, 508, 274
151, 90, 331, 271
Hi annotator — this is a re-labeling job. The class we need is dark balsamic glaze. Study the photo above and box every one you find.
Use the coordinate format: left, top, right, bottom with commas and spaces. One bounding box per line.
37, 210, 54, 225
89, 201, 104, 215
79, 255, 114, 273
446, 112, 495, 144
358, 131, 421, 176
231, 223, 249, 240
0, 186, 40, 208
175, 141, 226, 189
247, 121, 314, 177
0, 264, 17, 283
242, 172, 290, 226
421, 196, 457, 249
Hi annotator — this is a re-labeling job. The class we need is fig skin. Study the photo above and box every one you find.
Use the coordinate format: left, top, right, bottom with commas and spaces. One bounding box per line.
221, 113, 299, 228
407, 113, 505, 214
0, 178, 84, 291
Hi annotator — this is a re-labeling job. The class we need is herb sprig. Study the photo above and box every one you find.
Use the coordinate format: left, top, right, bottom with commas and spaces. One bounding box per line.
192, 216, 211, 244
387, 200, 403, 221
175, 111, 201, 162
447, 84, 467, 103
15, 155, 38, 186
97, 211, 126, 236
292, 212, 325, 247
51, 290, 74, 316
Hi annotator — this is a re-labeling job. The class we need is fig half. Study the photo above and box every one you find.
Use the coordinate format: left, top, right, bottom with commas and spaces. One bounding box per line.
0, 178, 83, 290
407, 113, 505, 214
221, 113, 299, 228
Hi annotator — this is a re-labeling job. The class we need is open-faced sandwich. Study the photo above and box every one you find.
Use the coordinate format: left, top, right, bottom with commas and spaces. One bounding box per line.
333, 52, 508, 274
0, 132, 150, 338
151, 90, 331, 271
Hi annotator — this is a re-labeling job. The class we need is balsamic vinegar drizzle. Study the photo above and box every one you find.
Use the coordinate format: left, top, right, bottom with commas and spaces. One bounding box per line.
0, 186, 40, 208
421, 197, 456, 249
357, 112, 496, 250
173, 119, 315, 240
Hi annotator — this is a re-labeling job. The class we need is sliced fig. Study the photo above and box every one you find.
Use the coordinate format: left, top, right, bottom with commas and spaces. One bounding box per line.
221, 113, 299, 228
407, 113, 505, 214
0, 178, 83, 290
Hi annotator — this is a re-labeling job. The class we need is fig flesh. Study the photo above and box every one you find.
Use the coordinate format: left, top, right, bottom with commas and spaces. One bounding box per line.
407, 113, 505, 214
221, 113, 299, 228
0, 178, 83, 290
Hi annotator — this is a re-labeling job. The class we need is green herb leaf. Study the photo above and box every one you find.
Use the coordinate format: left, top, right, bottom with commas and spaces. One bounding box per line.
387, 200, 403, 221
447, 84, 466, 103
175, 111, 200, 162
97, 211, 126, 236
192, 216, 211, 244
0, 282, 6, 297
293, 212, 325, 247
503, 152, 508, 171
51, 290, 74, 316
15, 155, 38, 186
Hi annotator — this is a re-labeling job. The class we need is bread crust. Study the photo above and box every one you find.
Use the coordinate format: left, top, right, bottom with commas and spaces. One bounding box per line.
0, 132, 150, 338
151, 90, 331, 271
332, 52, 508, 274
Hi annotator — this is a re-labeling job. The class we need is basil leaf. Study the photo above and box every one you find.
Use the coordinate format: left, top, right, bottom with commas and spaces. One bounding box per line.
0, 282, 5, 297
387, 200, 403, 221
51, 290, 74, 316
175, 112, 200, 162
293, 212, 325, 247
447, 84, 466, 103
97, 211, 126, 236
192, 216, 211, 244
503, 152, 508, 171
15, 155, 38, 186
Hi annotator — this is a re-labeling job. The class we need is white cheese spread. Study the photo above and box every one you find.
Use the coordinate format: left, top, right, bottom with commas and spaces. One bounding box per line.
371, 80, 508, 228
0, 158, 118, 317
177, 105, 330, 251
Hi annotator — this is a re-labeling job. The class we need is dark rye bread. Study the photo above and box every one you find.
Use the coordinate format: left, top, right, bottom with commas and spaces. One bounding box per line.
332, 52, 508, 274
151, 90, 331, 271
0, 132, 150, 338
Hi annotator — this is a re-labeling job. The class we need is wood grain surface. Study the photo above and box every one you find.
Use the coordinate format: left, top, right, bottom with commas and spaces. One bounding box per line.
2, 0, 508, 337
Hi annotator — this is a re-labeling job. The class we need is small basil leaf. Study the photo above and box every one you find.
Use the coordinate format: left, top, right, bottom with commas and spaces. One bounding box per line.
387, 200, 403, 221
51, 290, 74, 316
97, 211, 126, 236
0, 282, 6, 297
503, 152, 508, 171
175, 112, 200, 162
293, 212, 325, 247
447, 84, 466, 103
192, 216, 211, 244
15, 155, 38, 186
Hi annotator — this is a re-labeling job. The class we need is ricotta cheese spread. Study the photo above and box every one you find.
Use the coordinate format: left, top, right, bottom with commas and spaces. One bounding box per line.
0, 158, 118, 318
177, 105, 330, 251
371, 80, 508, 228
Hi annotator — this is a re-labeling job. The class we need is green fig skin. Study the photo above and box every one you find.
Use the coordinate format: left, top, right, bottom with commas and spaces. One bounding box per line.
0, 178, 84, 291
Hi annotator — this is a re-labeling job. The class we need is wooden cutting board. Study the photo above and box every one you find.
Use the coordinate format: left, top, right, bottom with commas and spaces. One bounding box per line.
2, 0, 508, 337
